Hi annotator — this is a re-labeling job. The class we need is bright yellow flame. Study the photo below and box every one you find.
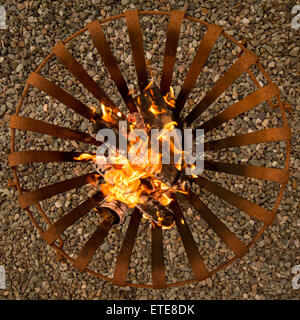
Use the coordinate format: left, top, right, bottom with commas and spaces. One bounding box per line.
153, 179, 169, 191
74, 101, 188, 228
175, 189, 188, 195
89, 106, 97, 123
99, 154, 162, 208
175, 163, 182, 171
148, 94, 167, 117
128, 87, 135, 96
162, 220, 176, 230
160, 193, 172, 206
181, 219, 184, 224
163, 86, 176, 108
170, 86, 175, 99
101, 103, 117, 125
163, 121, 177, 131
190, 164, 198, 178
74, 153, 96, 161
157, 211, 164, 222
157, 121, 178, 141
95, 118, 184, 208
143, 77, 154, 92
148, 104, 166, 116
90, 106, 96, 113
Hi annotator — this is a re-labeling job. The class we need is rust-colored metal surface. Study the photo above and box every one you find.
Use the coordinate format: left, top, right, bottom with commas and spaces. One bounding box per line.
8, 9, 291, 289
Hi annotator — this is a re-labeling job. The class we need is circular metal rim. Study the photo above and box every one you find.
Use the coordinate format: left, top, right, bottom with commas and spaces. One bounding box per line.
9, 10, 291, 289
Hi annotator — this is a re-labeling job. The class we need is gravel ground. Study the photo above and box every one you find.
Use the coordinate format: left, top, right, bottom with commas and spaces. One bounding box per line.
0, 0, 299, 300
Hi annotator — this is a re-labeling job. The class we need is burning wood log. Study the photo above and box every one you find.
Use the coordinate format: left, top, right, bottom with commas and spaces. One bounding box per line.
137, 199, 175, 229
95, 199, 128, 224
95, 196, 175, 229
90, 103, 122, 136
136, 85, 175, 129
85, 83, 185, 229
135, 84, 182, 186
90, 85, 182, 185
86, 168, 176, 228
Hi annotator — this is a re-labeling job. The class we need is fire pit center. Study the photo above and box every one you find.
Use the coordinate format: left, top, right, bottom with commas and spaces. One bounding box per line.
82, 82, 189, 230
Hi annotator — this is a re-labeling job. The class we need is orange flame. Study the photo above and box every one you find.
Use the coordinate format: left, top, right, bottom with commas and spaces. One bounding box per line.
148, 104, 166, 116
190, 164, 198, 178
154, 210, 176, 229
163, 86, 176, 108
160, 193, 172, 206
170, 86, 175, 99
74, 153, 96, 161
148, 96, 166, 117
163, 121, 177, 131
90, 106, 96, 114
74, 85, 188, 229
143, 213, 150, 220
143, 77, 154, 92
87, 174, 101, 186
96, 116, 184, 208
89, 106, 97, 123
101, 103, 117, 125
162, 221, 176, 230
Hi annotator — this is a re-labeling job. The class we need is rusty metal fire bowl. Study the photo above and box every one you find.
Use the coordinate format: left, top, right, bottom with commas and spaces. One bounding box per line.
8, 9, 291, 289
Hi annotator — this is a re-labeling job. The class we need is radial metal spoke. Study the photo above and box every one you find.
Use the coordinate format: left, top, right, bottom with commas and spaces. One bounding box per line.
125, 9, 149, 91
170, 197, 210, 280
42, 192, 103, 245
199, 83, 280, 133
152, 224, 167, 289
9, 115, 101, 146
176, 24, 223, 113
73, 219, 113, 272
53, 41, 117, 110
193, 176, 275, 225
160, 10, 185, 96
8, 150, 96, 167
27, 72, 95, 120
88, 20, 137, 112
184, 51, 258, 126
204, 160, 289, 183
113, 208, 141, 286
187, 190, 249, 257
18, 173, 95, 209
204, 126, 291, 151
